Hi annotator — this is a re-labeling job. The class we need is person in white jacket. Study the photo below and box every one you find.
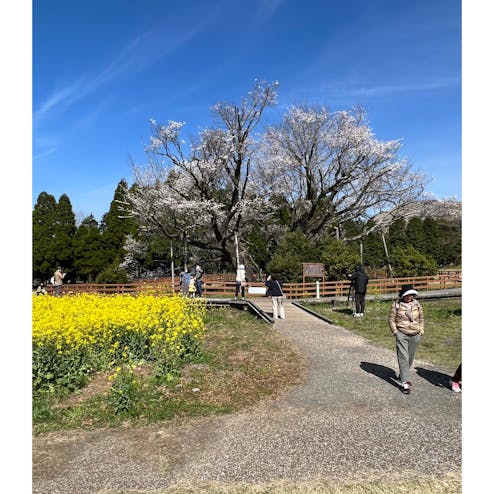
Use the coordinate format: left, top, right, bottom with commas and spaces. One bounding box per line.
235, 264, 247, 299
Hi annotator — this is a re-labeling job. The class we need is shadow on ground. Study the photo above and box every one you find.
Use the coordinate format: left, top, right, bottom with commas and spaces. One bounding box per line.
360, 362, 402, 390
415, 367, 451, 388
334, 308, 354, 316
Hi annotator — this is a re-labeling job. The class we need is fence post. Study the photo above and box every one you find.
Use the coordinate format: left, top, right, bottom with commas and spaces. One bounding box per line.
316, 280, 320, 299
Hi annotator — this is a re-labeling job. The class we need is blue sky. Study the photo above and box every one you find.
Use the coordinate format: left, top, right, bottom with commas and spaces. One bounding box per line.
33, 0, 461, 222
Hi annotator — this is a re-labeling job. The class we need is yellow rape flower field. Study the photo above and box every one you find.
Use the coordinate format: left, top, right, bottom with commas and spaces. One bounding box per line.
33, 294, 303, 433
32, 293, 206, 394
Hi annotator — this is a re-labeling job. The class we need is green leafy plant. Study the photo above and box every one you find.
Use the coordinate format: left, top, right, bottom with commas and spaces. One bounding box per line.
107, 365, 139, 414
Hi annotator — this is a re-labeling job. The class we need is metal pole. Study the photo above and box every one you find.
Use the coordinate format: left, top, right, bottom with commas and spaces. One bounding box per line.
234, 232, 240, 267
316, 280, 320, 299
170, 244, 174, 291
183, 231, 187, 271
381, 232, 393, 277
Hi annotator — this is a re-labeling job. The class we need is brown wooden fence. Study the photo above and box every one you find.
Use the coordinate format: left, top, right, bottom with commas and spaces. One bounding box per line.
41, 273, 461, 299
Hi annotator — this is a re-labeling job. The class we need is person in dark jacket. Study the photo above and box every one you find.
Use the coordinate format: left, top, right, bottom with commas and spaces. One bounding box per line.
265, 273, 285, 319
348, 264, 369, 317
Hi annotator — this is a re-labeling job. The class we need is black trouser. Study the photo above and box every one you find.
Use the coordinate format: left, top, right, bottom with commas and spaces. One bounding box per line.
235, 281, 245, 298
195, 280, 203, 297
355, 292, 366, 313
452, 363, 462, 383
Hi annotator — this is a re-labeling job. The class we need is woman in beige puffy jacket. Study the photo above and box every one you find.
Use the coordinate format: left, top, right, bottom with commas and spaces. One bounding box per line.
389, 284, 424, 394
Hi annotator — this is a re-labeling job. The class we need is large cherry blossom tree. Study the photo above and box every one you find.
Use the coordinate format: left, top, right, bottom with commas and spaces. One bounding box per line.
123, 86, 429, 269
255, 105, 428, 241
122, 80, 279, 266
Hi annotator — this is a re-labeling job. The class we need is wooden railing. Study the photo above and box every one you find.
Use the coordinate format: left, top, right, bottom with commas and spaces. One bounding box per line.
42, 273, 461, 299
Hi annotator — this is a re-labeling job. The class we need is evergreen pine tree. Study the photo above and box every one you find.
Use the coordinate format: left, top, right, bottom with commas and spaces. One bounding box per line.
405, 217, 426, 252
73, 215, 106, 282
422, 217, 441, 261
53, 193, 76, 274
100, 179, 137, 267
387, 217, 408, 249
32, 192, 58, 281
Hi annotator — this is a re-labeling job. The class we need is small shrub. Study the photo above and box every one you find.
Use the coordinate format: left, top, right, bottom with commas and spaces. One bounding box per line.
107, 365, 140, 414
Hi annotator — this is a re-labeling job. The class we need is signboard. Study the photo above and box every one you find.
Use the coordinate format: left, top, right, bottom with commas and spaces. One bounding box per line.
303, 263, 325, 277
302, 262, 325, 284
248, 286, 267, 295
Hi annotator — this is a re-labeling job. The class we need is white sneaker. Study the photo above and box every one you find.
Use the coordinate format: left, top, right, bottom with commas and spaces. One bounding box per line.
401, 381, 411, 394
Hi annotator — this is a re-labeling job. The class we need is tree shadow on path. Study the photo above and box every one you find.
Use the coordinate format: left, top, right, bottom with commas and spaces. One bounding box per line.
415, 367, 451, 389
360, 362, 402, 390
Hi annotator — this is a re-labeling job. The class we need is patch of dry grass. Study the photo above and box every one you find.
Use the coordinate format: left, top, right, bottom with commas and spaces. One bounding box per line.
104, 472, 461, 493
195, 306, 308, 409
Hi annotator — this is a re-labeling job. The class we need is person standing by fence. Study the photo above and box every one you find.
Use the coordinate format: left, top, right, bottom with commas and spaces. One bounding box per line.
235, 264, 247, 300
179, 268, 190, 295
388, 284, 424, 394
36, 284, 47, 296
194, 263, 204, 297
53, 267, 66, 296
348, 264, 369, 317
265, 274, 285, 320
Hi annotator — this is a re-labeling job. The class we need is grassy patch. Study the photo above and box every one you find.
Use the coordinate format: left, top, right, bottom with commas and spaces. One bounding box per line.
33, 306, 305, 434
301, 298, 461, 370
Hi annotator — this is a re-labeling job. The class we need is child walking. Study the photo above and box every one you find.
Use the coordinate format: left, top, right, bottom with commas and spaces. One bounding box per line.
188, 275, 197, 297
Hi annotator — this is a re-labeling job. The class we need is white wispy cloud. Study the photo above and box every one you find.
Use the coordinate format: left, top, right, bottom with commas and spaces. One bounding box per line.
34, 11, 220, 123
34, 81, 84, 121
344, 78, 460, 97
280, 76, 460, 108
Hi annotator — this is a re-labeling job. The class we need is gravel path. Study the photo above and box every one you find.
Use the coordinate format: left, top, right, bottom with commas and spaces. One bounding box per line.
33, 308, 461, 493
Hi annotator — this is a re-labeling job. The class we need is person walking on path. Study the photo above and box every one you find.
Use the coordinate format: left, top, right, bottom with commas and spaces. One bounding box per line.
348, 264, 369, 317
265, 273, 285, 320
388, 284, 424, 394
53, 267, 66, 296
234, 264, 248, 300
450, 363, 462, 392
